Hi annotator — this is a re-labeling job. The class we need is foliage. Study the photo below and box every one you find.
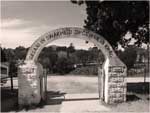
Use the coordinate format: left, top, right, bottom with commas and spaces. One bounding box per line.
2, 48, 17, 76
2, 45, 103, 75
75, 50, 89, 65
71, 0, 149, 49
88, 47, 105, 64
38, 47, 58, 73
67, 43, 75, 57
1, 48, 7, 62
14, 46, 27, 60
118, 46, 137, 69
3, 44, 147, 75
55, 57, 75, 74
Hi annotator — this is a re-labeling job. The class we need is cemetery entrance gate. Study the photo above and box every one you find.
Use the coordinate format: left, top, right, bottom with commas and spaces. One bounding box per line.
18, 27, 127, 106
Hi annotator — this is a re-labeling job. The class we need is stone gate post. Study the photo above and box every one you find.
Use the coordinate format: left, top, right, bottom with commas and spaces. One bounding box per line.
18, 61, 43, 107
103, 56, 127, 104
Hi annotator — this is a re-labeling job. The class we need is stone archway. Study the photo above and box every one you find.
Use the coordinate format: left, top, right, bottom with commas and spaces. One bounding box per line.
18, 27, 127, 106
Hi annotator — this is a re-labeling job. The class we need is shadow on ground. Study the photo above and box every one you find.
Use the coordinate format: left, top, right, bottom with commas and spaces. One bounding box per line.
126, 82, 149, 101
64, 97, 99, 101
45, 91, 99, 104
1, 87, 18, 112
126, 94, 140, 101
127, 82, 150, 94
16, 91, 66, 112
0, 89, 66, 112
46, 91, 66, 105
1, 82, 149, 112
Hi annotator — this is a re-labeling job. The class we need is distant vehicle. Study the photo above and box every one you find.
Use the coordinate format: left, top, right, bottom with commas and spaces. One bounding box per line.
0, 62, 9, 85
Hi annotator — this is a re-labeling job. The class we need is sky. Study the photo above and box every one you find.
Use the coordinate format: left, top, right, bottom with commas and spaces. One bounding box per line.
1, 1, 95, 49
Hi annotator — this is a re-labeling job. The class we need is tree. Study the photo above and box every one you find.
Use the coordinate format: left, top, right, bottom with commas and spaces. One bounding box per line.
67, 43, 75, 58
118, 46, 137, 69
55, 57, 71, 74
75, 50, 89, 66
1, 47, 7, 62
88, 47, 105, 64
38, 46, 58, 73
4, 48, 18, 76
71, 1, 149, 49
15, 46, 27, 60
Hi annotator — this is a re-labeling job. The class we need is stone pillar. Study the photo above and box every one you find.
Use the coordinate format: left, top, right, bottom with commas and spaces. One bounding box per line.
18, 61, 43, 107
98, 67, 104, 101
103, 56, 127, 104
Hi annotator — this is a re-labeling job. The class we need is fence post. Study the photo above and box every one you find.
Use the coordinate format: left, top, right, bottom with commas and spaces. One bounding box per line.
10, 75, 13, 91
44, 69, 47, 100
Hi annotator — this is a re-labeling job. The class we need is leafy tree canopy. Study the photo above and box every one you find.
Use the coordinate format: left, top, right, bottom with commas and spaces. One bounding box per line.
71, 0, 149, 49
118, 45, 137, 69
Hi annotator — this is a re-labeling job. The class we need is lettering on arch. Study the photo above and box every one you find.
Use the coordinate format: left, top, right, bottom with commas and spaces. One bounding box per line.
26, 27, 115, 61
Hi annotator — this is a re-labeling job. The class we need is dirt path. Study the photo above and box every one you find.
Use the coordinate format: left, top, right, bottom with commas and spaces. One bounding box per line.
47, 75, 99, 94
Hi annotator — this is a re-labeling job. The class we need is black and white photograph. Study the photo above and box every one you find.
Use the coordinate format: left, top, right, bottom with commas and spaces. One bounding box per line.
1, 0, 150, 112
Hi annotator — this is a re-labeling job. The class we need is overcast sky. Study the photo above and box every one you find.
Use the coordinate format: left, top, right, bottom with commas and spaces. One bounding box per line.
1, 1, 95, 49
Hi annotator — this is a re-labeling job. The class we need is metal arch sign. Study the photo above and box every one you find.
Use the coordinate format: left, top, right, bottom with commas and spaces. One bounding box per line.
26, 27, 116, 62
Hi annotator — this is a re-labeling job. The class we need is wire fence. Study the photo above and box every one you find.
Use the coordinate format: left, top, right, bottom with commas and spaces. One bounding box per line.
127, 63, 149, 77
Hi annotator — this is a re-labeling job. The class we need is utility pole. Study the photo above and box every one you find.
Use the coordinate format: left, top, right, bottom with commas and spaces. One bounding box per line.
144, 43, 149, 93
147, 43, 149, 79
10, 74, 13, 91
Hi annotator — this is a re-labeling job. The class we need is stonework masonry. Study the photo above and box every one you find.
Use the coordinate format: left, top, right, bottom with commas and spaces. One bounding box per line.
18, 61, 43, 106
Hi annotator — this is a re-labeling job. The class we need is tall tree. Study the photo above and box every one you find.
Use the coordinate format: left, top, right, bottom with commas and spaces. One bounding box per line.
1, 47, 7, 62
15, 46, 27, 60
118, 45, 137, 69
67, 43, 75, 58
75, 50, 89, 65
71, 0, 149, 49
